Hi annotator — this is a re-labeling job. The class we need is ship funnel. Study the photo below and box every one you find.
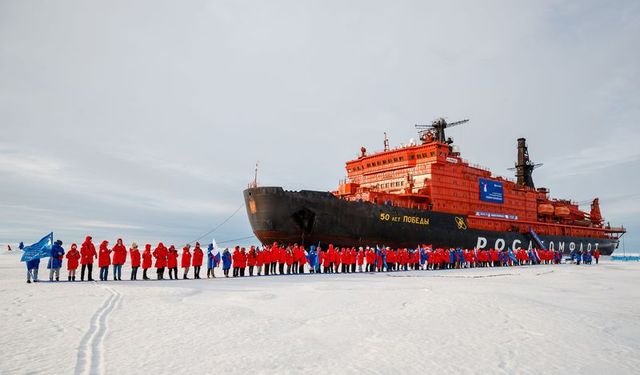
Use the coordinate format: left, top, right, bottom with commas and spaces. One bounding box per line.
513, 138, 542, 188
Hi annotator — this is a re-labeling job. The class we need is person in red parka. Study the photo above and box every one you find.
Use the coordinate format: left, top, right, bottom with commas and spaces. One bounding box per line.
594, 248, 600, 264
112, 238, 127, 281
153, 242, 168, 280
142, 244, 152, 280
181, 244, 192, 279
192, 242, 204, 279
65, 243, 80, 281
80, 236, 97, 281
298, 245, 307, 274
98, 240, 111, 281
167, 245, 179, 280
129, 242, 141, 280
247, 246, 257, 276
256, 248, 265, 276
239, 247, 247, 277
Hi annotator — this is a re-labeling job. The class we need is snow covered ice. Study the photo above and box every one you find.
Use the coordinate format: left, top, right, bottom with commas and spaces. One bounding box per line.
1, 251, 639, 374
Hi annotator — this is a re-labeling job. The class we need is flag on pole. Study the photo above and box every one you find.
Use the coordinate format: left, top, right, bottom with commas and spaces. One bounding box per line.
212, 239, 221, 267
20, 232, 53, 262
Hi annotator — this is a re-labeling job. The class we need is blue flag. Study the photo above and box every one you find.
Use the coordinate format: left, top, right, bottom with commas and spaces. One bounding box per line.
20, 232, 53, 262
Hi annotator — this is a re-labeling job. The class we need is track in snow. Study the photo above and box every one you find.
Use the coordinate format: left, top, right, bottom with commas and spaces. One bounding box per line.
74, 284, 122, 375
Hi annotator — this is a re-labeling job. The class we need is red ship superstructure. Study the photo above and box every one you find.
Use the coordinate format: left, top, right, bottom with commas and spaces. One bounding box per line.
335, 118, 625, 243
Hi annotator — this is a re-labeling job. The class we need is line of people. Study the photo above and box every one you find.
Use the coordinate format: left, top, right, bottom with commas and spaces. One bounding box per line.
23, 237, 601, 283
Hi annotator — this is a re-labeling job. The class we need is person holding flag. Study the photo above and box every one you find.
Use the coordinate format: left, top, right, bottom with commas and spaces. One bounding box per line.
207, 241, 221, 278
21, 233, 54, 284
47, 240, 65, 281
26, 257, 40, 283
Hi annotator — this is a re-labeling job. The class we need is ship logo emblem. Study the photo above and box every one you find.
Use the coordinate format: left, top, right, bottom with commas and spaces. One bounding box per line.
455, 217, 467, 230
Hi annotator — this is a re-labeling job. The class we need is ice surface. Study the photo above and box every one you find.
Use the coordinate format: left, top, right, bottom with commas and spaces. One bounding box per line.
1, 251, 639, 374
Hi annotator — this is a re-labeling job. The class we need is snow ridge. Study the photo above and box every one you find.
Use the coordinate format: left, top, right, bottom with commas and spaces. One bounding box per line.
74, 285, 121, 375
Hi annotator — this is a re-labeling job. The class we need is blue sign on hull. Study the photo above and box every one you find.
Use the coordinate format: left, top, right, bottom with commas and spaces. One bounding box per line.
479, 178, 504, 203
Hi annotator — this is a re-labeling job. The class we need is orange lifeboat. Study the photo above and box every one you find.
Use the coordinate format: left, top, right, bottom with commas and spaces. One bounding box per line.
538, 204, 554, 215
554, 206, 570, 217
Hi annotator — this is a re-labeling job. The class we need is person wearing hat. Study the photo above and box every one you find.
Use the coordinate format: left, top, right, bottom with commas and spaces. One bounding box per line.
142, 244, 152, 280
181, 244, 192, 279
112, 238, 127, 281
48, 240, 65, 282
98, 240, 112, 281
80, 236, 97, 281
129, 243, 141, 280
66, 243, 80, 281
167, 245, 179, 280
192, 242, 204, 279
152, 242, 168, 280
222, 248, 232, 277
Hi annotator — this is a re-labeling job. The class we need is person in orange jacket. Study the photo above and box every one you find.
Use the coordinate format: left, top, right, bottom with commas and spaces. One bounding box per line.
112, 238, 127, 281
594, 248, 600, 264
181, 244, 192, 279
142, 244, 152, 280
66, 243, 80, 281
192, 242, 204, 279
80, 236, 97, 281
129, 243, 141, 280
167, 245, 179, 280
153, 242, 168, 280
98, 240, 111, 281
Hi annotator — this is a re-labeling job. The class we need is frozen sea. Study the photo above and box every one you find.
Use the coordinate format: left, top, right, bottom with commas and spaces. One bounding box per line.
1, 251, 639, 374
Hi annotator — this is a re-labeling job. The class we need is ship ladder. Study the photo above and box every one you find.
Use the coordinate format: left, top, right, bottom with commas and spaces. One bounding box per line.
528, 227, 548, 250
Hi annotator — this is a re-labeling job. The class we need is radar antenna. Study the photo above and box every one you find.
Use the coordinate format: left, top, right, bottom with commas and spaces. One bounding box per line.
415, 117, 469, 143
383, 132, 389, 152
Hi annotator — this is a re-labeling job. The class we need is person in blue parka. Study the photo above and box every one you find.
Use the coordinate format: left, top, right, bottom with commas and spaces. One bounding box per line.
307, 245, 317, 273
449, 250, 455, 269
48, 240, 65, 281
207, 243, 218, 278
26, 257, 40, 283
221, 248, 232, 277
508, 248, 518, 266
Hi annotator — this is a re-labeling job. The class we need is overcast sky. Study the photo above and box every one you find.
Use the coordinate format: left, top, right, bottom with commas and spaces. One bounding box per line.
1, 0, 639, 251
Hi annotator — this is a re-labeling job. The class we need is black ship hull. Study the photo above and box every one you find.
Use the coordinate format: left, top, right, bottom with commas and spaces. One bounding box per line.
244, 187, 619, 255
